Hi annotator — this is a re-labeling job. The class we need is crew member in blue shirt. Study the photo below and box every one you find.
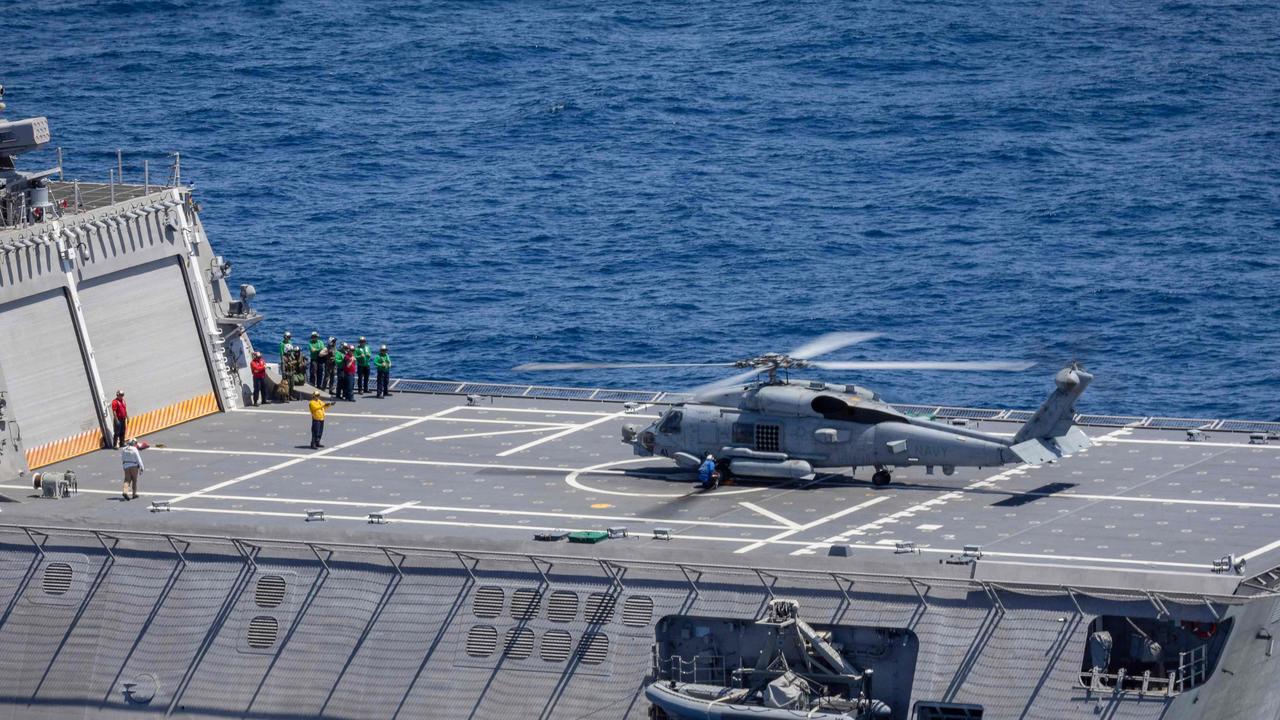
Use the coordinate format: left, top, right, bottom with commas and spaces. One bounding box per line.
698, 453, 718, 490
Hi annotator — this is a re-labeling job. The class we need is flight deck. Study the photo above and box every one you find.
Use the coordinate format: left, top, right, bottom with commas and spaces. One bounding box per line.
3, 383, 1280, 590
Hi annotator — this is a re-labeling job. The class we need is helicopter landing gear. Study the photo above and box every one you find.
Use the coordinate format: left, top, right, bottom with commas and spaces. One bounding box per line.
715, 459, 733, 486
871, 466, 892, 487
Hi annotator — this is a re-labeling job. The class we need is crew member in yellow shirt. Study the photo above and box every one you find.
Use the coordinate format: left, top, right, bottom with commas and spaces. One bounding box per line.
309, 391, 335, 449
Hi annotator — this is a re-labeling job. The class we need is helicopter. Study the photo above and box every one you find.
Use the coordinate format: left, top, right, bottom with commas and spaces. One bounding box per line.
514, 333, 1092, 487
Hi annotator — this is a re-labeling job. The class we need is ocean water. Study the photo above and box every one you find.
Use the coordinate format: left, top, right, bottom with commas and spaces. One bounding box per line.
8, 0, 1279, 419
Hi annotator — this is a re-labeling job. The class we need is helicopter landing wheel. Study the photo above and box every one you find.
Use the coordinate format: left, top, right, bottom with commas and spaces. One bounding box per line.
871, 468, 892, 487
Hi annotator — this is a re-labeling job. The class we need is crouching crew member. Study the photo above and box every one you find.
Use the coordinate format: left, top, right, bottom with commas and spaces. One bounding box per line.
375, 345, 392, 397
698, 453, 719, 490
121, 438, 144, 500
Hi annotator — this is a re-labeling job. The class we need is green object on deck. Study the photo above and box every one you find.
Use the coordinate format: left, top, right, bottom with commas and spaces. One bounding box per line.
568, 531, 609, 544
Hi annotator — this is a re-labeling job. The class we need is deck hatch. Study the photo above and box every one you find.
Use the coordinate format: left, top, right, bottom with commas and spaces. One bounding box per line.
254, 575, 286, 608
540, 630, 572, 662
547, 590, 579, 622
41, 562, 72, 595
473, 586, 504, 619
584, 593, 616, 624
503, 628, 534, 659
465, 625, 497, 657
577, 632, 609, 665
511, 588, 541, 620
247, 616, 278, 649
622, 596, 654, 626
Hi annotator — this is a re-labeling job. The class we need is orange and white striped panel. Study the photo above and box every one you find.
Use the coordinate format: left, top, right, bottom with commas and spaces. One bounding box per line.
24, 392, 221, 469
24, 428, 105, 469
125, 392, 221, 438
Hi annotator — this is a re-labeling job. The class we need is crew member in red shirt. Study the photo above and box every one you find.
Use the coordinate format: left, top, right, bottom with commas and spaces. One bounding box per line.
250, 351, 268, 406
342, 346, 358, 401
109, 390, 128, 449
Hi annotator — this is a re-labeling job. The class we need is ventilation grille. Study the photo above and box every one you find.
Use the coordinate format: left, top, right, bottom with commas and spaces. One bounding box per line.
1271, 598, 1280, 625
466, 625, 498, 657
504, 628, 534, 659
254, 575, 286, 608
42, 562, 72, 595
755, 424, 780, 452
511, 588, 541, 620
473, 586, 504, 619
547, 590, 579, 623
916, 704, 984, 720
541, 630, 572, 662
584, 593, 616, 624
577, 632, 609, 665
247, 616, 278, 649
622, 596, 654, 626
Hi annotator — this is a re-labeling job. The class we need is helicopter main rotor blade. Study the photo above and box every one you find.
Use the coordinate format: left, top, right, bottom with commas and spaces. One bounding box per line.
788, 332, 882, 360
810, 360, 1035, 372
513, 361, 738, 372
687, 367, 762, 399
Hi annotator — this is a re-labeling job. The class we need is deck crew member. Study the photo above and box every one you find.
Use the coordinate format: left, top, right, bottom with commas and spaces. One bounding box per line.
375, 345, 392, 398
355, 337, 372, 394
250, 351, 267, 406
278, 331, 293, 360
341, 345, 358, 401
322, 337, 338, 392
307, 331, 324, 387
308, 391, 335, 449
698, 453, 718, 490
109, 390, 128, 449
121, 438, 144, 500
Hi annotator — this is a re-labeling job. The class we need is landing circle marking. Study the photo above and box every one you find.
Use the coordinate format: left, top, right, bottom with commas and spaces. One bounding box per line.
565, 458, 766, 498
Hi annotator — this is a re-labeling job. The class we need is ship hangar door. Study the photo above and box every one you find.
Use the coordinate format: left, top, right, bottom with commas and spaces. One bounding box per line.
0, 289, 104, 468
79, 256, 219, 439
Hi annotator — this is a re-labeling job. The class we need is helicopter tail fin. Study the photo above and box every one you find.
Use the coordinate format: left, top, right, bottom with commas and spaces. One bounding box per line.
1008, 365, 1093, 464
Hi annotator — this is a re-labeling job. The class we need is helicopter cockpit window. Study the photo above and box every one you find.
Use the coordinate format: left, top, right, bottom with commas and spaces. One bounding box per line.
657, 411, 683, 434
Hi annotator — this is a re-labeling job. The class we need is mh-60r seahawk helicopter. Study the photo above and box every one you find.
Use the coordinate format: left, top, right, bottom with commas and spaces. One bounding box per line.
516, 333, 1092, 486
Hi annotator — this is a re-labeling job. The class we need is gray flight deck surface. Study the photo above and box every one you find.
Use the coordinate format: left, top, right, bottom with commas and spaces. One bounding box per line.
6, 386, 1280, 592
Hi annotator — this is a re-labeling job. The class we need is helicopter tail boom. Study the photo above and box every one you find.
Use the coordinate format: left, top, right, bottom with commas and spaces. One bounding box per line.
1008, 365, 1094, 462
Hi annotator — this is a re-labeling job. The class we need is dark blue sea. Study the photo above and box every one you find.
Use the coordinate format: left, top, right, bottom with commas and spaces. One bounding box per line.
9, 0, 1280, 419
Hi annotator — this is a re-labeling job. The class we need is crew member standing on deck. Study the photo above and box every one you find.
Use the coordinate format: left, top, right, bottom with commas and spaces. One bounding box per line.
341, 345, 358, 401
121, 438, 144, 500
109, 390, 128, 449
355, 337, 372, 394
307, 331, 324, 387
322, 337, 338, 393
375, 344, 392, 398
278, 331, 293, 360
308, 391, 335, 449
250, 351, 267, 406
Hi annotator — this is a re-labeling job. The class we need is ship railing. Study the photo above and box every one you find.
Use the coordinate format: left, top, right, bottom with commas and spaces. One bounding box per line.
1078, 644, 1208, 697
389, 378, 1280, 436
0, 523, 1267, 612
653, 653, 733, 687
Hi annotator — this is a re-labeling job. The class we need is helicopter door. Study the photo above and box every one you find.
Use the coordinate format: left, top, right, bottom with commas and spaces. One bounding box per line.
697, 418, 718, 446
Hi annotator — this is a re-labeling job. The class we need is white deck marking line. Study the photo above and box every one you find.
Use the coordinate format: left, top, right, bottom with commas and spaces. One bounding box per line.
1098, 437, 1280, 450
165, 493, 786, 529
374, 500, 420, 515
496, 404, 652, 457
734, 496, 891, 554
565, 458, 766, 497
458, 406, 660, 419
236, 408, 571, 427
420, 426, 574, 442
788, 428, 1138, 557
149, 446, 639, 475
165, 405, 463, 505
0, 485, 181, 497
738, 502, 802, 530
160, 505, 1208, 570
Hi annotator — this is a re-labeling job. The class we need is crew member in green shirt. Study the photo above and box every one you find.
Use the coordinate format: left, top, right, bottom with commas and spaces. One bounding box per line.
375, 345, 392, 398
354, 337, 373, 394
307, 331, 324, 387
278, 331, 293, 360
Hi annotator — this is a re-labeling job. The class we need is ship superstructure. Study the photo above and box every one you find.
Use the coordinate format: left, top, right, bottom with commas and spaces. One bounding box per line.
2, 92, 1280, 720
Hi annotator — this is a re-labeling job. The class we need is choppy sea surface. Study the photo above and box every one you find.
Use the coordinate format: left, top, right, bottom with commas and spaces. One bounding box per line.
9, 0, 1279, 419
